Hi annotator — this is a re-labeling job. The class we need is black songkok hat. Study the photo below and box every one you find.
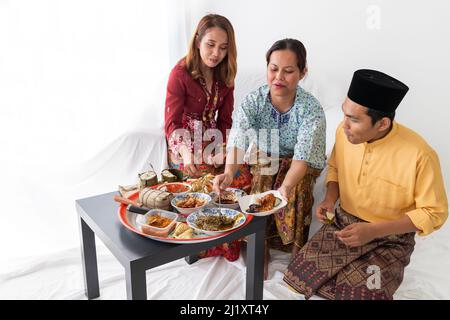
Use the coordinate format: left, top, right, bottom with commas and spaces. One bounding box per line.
347, 69, 409, 113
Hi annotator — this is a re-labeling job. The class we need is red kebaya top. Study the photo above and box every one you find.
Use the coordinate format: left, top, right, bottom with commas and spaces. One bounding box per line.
164, 59, 234, 157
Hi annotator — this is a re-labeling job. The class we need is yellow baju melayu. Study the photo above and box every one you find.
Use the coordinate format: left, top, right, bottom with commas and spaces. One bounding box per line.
327, 121, 448, 235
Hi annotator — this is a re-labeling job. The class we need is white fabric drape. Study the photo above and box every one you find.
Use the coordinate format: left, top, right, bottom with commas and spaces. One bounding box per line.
167, 0, 190, 66
2, 0, 449, 300
0, 0, 174, 260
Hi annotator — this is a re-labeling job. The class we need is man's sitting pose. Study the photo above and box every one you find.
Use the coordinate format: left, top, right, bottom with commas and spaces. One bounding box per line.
283, 69, 448, 300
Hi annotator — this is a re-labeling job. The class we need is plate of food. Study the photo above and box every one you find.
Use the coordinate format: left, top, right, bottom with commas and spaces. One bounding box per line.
186, 207, 247, 236
238, 190, 287, 216
210, 188, 246, 210
117, 191, 253, 244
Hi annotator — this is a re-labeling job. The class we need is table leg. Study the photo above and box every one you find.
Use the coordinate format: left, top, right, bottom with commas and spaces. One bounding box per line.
245, 226, 265, 300
185, 254, 199, 265
125, 263, 147, 300
79, 217, 100, 299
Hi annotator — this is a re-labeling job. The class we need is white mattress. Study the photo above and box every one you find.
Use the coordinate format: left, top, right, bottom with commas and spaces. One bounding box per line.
1, 217, 449, 300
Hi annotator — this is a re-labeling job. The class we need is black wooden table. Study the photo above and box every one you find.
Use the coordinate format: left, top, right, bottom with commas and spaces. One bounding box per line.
76, 191, 267, 300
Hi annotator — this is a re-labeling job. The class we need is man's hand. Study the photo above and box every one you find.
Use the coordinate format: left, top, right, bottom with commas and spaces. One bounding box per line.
213, 173, 233, 194
335, 222, 376, 247
315, 199, 335, 224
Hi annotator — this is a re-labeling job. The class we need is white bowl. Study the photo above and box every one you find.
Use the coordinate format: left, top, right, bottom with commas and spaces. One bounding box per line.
210, 188, 247, 210
171, 192, 211, 217
238, 190, 288, 216
186, 207, 246, 236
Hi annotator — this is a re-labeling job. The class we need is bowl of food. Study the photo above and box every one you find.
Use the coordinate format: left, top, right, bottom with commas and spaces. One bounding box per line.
171, 192, 211, 217
210, 188, 246, 210
186, 207, 246, 236
136, 209, 178, 237
238, 190, 287, 216
157, 182, 191, 195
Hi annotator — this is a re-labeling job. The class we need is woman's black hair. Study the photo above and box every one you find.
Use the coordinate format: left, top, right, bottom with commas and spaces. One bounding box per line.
266, 38, 307, 72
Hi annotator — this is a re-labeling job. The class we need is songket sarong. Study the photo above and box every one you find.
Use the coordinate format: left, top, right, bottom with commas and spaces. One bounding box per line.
250, 157, 322, 252
283, 206, 416, 299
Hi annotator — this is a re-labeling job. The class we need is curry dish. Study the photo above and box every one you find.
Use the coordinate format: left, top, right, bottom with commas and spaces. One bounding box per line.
146, 214, 173, 229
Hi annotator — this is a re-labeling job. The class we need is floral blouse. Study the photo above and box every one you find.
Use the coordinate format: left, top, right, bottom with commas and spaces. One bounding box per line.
227, 84, 326, 169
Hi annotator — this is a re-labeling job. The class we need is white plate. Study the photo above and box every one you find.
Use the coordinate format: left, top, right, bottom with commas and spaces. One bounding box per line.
186, 207, 247, 236
237, 190, 288, 216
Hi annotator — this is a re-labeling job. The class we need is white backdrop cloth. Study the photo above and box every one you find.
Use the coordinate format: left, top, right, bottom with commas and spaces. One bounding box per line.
1, 219, 450, 300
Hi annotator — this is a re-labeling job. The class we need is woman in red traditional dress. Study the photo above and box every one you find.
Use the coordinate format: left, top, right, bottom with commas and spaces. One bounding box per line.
164, 14, 252, 261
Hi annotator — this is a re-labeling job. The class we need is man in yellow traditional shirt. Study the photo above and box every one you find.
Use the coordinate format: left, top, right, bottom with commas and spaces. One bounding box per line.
284, 69, 448, 300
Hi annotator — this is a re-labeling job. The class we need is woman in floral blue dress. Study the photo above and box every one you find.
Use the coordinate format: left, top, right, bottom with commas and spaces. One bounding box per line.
213, 39, 326, 278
